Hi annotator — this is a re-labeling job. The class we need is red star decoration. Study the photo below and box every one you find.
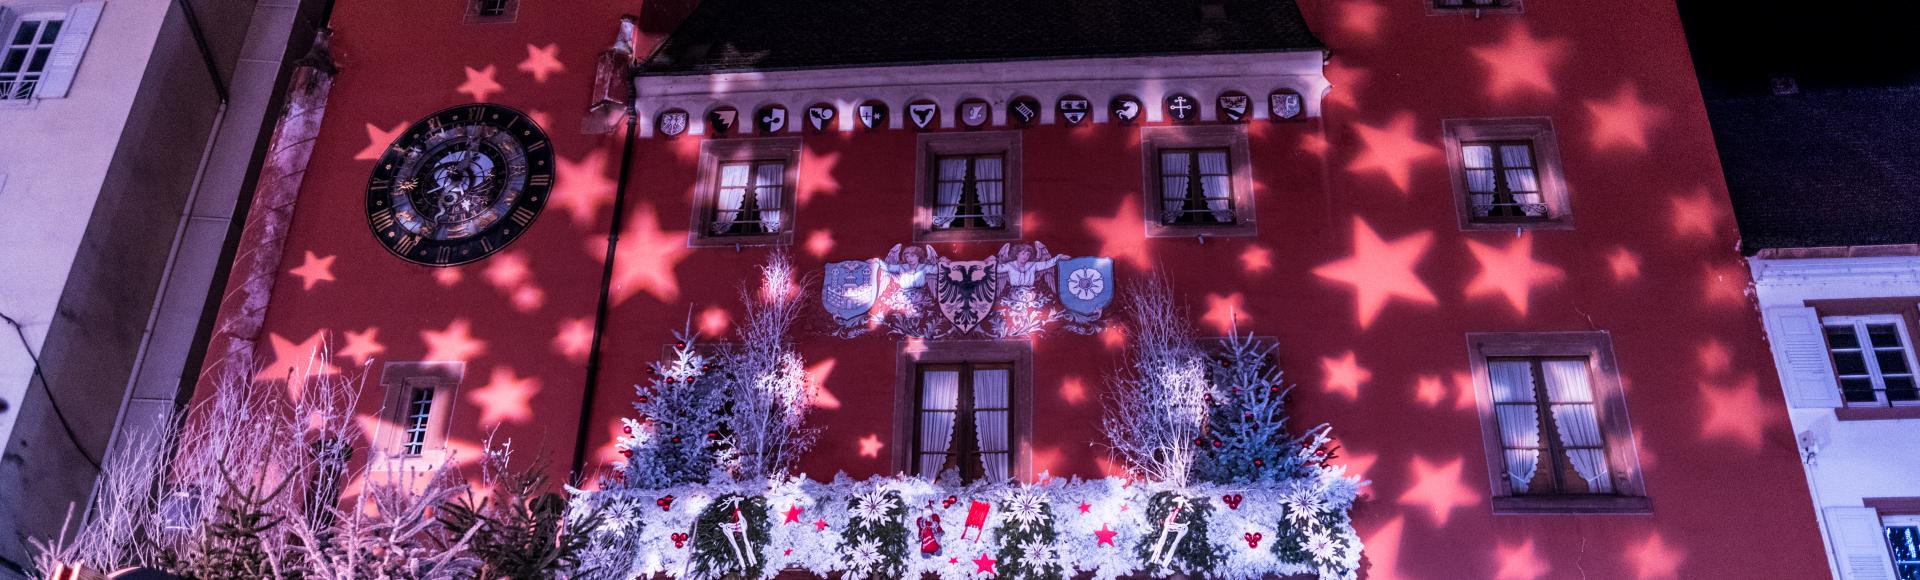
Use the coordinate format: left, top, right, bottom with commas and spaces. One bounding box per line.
1415, 374, 1448, 407
1608, 247, 1642, 283
1312, 218, 1436, 329
814, 519, 828, 531
797, 149, 842, 206
483, 251, 531, 290
1470, 24, 1569, 100
288, 251, 336, 291
1239, 245, 1272, 274
422, 319, 487, 361
467, 366, 540, 426
553, 151, 618, 226
784, 505, 805, 524
1669, 190, 1722, 239
456, 65, 502, 101
552, 317, 594, 362
1628, 533, 1685, 579
1082, 196, 1151, 269
1397, 455, 1479, 526
1464, 234, 1565, 316
856, 434, 884, 458
590, 204, 691, 305
255, 330, 340, 387
1347, 112, 1441, 194
1585, 83, 1667, 152
516, 43, 564, 83
354, 122, 406, 161
1495, 539, 1551, 580
338, 327, 385, 366
1094, 523, 1117, 547
1700, 375, 1769, 449
949, 557, 959, 565
805, 229, 835, 259
1201, 292, 1250, 334
1078, 502, 1091, 514
1320, 351, 1371, 401
972, 553, 998, 576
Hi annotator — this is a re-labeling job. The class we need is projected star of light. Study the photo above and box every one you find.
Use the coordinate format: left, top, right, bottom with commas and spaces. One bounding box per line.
338, 328, 385, 365
1298, 131, 1330, 158
1470, 24, 1569, 100
510, 286, 545, 312
1700, 375, 1768, 449
1202, 293, 1249, 334
1324, 62, 1370, 110
1398, 455, 1478, 526
1361, 517, 1405, 579
1339, 0, 1385, 42
1347, 113, 1441, 194
256, 330, 340, 386
856, 434, 884, 458
808, 359, 841, 410
1415, 375, 1448, 408
468, 366, 540, 426
288, 251, 336, 291
483, 251, 531, 290
456, 65, 503, 101
1585, 83, 1667, 152
516, 43, 563, 83
1099, 324, 1126, 351
805, 229, 835, 258
1608, 247, 1642, 282
1059, 376, 1087, 406
422, 319, 487, 361
1465, 234, 1564, 316
698, 306, 731, 337
1628, 533, 1684, 579
1698, 340, 1732, 375
592, 204, 691, 304
1702, 263, 1746, 305
1337, 449, 1377, 483
553, 317, 593, 362
1321, 351, 1371, 401
1669, 190, 1722, 239
354, 122, 406, 161
433, 267, 463, 287
797, 149, 842, 206
1239, 245, 1272, 274
553, 151, 618, 226
1083, 197, 1151, 269
1494, 539, 1550, 580
1314, 218, 1436, 329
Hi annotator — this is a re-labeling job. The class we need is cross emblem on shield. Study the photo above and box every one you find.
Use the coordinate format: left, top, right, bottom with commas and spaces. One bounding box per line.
858, 102, 888, 130
1166, 94, 1196, 122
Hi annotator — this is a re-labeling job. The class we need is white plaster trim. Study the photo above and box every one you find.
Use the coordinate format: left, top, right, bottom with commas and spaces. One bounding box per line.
1750, 256, 1920, 288
632, 51, 1329, 138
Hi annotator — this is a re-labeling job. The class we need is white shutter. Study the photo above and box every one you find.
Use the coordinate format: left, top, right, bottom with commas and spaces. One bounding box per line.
33, 2, 102, 99
0, 9, 17, 53
1828, 507, 1896, 580
1765, 306, 1844, 408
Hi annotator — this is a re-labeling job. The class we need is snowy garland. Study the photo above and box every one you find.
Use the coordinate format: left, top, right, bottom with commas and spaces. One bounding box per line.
569, 470, 1362, 580
690, 493, 771, 579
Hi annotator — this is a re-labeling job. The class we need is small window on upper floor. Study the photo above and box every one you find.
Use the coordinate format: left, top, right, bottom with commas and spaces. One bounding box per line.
1823, 315, 1920, 408
1444, 118, 1571, 230
466, 0, 519, 23
0, 3, 101, 101
691, 137, 800, 247
1140, 125, 1256, 238
372, 361, 466, 470
1431, 0, 1522, 14
1468, 332, 1648, 513
916, 131, 1022, 242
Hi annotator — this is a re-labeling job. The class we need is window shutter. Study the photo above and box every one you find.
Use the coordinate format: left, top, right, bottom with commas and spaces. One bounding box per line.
1765, 306, 1843, 408
0, 9, 17, 53
34, 2, 103, 99
1827, 507, 1896, 580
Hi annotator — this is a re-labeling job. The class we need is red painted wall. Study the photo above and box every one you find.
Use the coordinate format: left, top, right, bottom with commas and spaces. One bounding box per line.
231, 0, 1830, 576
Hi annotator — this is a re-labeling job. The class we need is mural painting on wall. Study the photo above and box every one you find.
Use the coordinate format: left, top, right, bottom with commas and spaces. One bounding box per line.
824, 241, 1113, 339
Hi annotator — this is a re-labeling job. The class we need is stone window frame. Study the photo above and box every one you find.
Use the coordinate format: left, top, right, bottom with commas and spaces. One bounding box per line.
1426, 0, 1523, 16
913, 131, 1024, 243
1442, 118, 1573, 231
891, 339, 1034, 482
371, 361, 466, 472
1465, 331, 1650, 514
1138, 125, 1257, 238
688, 136, 802, 248
1805, 297, 1920, 421
465, 0, 519, 23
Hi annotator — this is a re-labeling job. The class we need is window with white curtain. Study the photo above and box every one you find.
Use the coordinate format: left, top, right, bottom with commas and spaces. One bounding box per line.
694, 137, 800, 246
1487, 357, 1612, 495
1443, 118, 1570, 230
709, 160, 787, 236
930, 154, 1006, 230
1822, 315, 1920, 407
1156, 148, 1236, 225
1461, 140, 1547, 221
913, 363, 1013, 483
1138, 125, 1254, 237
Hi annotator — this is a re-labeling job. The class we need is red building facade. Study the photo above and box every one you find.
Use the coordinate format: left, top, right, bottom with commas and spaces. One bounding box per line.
208, 0, 1832, 576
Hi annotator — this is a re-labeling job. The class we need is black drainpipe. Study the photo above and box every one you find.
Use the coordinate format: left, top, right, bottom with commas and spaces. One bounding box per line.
571, 69, 640, 479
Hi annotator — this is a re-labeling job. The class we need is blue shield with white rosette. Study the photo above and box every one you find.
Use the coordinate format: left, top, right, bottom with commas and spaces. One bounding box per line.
1056, 257, 1114, 316
823, 259, 880, 323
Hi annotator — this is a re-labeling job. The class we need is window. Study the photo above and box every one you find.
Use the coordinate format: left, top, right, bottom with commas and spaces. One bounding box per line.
1430, 0, 1521, 14
1443, 118, 1570, 230
1887, 515, 1920, 579
916, 131, 1022, 242
1825, 315, 1920, 407
691, 137, 800, 246
465, 0, 518, 22
1, 16, 60, 100
374, 361, 465, 469
894, 340, 1031, 482
913, 363, 1013, 482
1468, 332, 1647, 513
1139, 125, 1255, 237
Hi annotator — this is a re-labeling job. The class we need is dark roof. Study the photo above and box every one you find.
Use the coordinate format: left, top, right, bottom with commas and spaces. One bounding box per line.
1707, 87, 1920, 253
639, 0, 1323, 75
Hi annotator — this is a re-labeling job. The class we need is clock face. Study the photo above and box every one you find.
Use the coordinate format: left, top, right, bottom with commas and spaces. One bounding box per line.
365, 104, 553, 266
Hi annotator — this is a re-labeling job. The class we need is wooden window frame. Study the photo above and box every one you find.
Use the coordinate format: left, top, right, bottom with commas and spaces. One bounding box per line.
914, 131, 1022, 243
690, 137, 801, 247
1807, 297, 1920, 420
1466, 332, 1649, 514
893, 340, 1033, 482
911, 362, 1015, 482
1427, 0, 1523, 15
372, 361, 466, 472
1443, 118, 1571, 231
464, 0, 519, 23
1139, 125, 1256, 238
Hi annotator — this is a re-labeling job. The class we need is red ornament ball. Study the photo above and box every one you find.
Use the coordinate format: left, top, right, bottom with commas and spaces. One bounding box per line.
1254, 459, 1265, 467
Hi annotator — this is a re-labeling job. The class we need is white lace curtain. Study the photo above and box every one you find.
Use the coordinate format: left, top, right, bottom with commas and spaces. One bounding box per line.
917, 370, 961, 478
933, 158, 967, 228
754, 162, 785, 232
974, 156, 1005, 227
711, 162, 785, 233
1542, 360, 1612, 493
1159, 152, 1189, 222
712, 163, 751, 233
973, 369, 1011, 483
1488, 361, 1541, 493
1197, 150, 1233, 222
1498, 145, 1538, 193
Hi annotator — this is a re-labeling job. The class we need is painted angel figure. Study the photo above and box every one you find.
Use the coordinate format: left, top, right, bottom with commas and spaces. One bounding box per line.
991, 241, 1066, 297
987, 241, 1067, 336
880, 243, 943, 328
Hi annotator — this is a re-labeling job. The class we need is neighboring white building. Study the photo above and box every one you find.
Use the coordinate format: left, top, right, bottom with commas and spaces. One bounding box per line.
0, 0, 326, 572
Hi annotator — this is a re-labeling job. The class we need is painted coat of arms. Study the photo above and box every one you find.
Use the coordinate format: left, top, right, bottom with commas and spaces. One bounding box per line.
822, 241, 1112, 339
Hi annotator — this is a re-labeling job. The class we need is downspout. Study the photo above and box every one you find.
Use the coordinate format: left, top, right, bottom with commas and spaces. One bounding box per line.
571, 66, 640, 478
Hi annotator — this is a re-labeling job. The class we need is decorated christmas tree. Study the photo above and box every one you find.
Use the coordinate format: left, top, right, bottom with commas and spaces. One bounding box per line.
1192, 328, 1329, 484
612, 325, 727, 489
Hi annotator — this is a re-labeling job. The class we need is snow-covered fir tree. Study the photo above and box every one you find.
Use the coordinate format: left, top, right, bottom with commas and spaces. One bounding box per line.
1192, 329, 1329, 484
612, 326, 727, 488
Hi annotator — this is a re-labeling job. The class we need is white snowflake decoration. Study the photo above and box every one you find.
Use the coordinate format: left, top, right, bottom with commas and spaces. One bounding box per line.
1003, 489, 1050, 530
